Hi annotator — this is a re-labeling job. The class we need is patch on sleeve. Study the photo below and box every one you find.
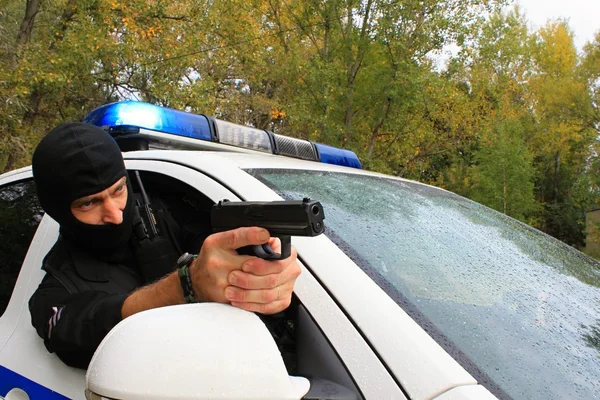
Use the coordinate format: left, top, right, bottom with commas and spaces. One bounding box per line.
48, 306, 64, 339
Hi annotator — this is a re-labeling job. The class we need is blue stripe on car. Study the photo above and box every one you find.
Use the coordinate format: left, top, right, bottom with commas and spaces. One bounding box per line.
0, 365, 71, 399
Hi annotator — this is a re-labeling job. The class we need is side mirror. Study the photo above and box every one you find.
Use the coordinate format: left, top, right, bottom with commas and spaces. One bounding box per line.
85, 303, 310, 400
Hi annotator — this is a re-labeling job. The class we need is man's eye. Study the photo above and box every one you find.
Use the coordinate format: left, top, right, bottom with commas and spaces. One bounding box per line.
114, 183, 127, 195
80, 200, 94, 209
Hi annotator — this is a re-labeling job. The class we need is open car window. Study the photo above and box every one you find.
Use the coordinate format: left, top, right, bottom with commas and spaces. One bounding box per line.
0, 179, 44, 318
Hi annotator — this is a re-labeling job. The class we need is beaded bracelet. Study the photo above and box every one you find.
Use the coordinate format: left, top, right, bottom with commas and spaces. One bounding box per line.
176, 253, 198, 303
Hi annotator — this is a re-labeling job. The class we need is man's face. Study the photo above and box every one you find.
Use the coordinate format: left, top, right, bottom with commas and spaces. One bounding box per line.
70, 177, 128, 225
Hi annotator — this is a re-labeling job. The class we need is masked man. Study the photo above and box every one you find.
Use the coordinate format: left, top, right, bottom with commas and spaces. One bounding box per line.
29, 123, 301, 369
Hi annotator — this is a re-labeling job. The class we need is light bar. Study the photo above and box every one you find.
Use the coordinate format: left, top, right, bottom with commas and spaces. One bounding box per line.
214, 119, 272, 153
315, 143, 363, 169
84, 101, 213, 141
84, 101, 362, 169
271, 133, 318, 161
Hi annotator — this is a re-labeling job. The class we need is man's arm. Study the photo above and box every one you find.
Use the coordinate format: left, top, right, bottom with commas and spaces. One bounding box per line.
122, 227, 302, 318
30, 226, 301, 368
29, 276, 128, 369
121, 271, 184, 318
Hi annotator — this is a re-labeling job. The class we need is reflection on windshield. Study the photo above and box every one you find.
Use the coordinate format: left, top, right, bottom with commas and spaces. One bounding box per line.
582, 320, 600, 354
249, 168, 600, 400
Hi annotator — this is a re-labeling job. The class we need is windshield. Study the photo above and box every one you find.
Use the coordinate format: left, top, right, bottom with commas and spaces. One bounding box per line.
248, 168, 600, 400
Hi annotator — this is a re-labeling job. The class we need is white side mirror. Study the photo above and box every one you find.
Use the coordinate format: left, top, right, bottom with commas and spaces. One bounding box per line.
85, 303, 310, 400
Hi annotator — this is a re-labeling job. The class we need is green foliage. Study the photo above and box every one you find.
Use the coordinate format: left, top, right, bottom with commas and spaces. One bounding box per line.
440, 8, 599, 246
471, 120, 536, 222
526, 21, 598, 245
580, 31, 600, 138
0, 0, 598, 250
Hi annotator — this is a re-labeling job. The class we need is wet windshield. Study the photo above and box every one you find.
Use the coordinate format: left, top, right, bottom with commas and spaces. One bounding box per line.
248, 168, 600, 400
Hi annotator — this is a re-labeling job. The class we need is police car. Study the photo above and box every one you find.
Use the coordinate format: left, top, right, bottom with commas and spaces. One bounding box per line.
1, 101, 599, 400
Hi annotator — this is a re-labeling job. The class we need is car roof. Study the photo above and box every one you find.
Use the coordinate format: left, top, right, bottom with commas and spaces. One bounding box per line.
125, 148, 363, 171
0, 147, 442, 195
0, 165, 31, 179
123, 148, 442, 189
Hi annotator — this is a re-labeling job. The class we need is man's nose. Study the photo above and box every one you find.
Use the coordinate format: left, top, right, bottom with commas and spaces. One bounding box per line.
102, 198, 124, 224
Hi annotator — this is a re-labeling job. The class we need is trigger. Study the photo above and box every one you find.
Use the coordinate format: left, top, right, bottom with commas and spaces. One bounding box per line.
251, 244, 281, 260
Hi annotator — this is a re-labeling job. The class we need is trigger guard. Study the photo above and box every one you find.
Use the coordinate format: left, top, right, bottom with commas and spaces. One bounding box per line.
252, 244, 281, 260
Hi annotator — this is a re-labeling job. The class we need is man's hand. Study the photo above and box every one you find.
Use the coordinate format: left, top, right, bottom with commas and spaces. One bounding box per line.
189, 227, 302, 314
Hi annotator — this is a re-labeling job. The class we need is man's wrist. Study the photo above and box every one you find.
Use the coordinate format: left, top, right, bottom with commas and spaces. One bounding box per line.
177, 253, 198, 303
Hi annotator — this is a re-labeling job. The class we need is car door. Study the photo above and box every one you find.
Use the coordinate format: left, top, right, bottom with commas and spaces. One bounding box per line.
0, 169, 78, 399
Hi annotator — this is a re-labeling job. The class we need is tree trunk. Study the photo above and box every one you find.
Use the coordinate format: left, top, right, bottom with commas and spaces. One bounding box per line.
319, 6, 331, 140
368, 97, 392, 157
16, 0, 43, 46
21, 0, 77, 124
553, 151, 561, 200
342, 0, 373, 146
503, 166, 507, 214
269, 0, 289, 53
22, 89, 42, 125
3, 151, 17, 174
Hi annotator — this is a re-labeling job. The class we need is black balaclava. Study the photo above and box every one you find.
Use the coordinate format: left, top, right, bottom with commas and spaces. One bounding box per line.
32, 122, 134, 254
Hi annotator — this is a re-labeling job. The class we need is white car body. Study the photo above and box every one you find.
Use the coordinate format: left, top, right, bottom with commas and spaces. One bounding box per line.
0, 148, 498, 400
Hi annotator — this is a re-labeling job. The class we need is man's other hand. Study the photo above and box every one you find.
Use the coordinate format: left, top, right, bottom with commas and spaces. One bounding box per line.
189, 227, 301, 314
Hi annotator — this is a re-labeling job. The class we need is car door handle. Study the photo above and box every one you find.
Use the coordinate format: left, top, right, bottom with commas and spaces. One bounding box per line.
0, 388, 30, 400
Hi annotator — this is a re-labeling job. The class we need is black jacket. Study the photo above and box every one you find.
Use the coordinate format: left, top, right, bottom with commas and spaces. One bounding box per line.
28, 194, 211, 369
28, 238, 143, 368
27, 194, 296, 372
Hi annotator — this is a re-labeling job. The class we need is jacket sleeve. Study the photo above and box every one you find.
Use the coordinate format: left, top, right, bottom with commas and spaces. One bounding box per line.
28, 274, 128, 369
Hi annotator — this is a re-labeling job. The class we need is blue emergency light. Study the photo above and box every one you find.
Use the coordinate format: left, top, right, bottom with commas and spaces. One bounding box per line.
83, 100, 362, 169
84, 101, 214, 141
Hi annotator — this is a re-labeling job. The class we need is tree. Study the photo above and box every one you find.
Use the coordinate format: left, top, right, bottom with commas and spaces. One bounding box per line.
3, 0, 597, 251
438, 7, 533, 204
528, 21, 598, 245
471, 120, 535, 221
580, 30, 600, 145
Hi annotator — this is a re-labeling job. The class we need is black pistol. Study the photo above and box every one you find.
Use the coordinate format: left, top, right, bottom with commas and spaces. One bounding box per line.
211, 198, 325, 260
